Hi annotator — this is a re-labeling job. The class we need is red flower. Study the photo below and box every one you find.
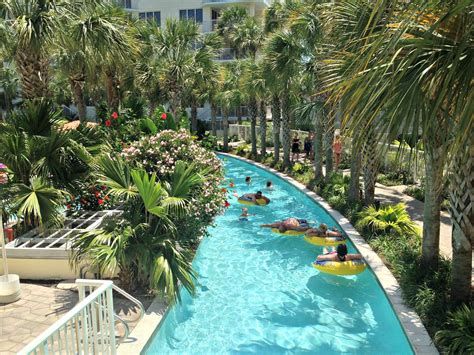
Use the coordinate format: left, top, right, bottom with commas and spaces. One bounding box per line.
66, 204, 71, 209
229, 182, 235, 188
224, 200, 230, 208
94, 191, 101, 198
111, 112, 118, 119
104, 195, 110, 201
101, 185, 107, 191
98, 199, 104, 205
221, 188, 227, 193
105, 120, 112, 127
161, 113, 167, 120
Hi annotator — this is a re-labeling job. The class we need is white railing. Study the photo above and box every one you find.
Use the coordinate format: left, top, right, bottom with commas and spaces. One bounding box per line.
19, 279, 117, 355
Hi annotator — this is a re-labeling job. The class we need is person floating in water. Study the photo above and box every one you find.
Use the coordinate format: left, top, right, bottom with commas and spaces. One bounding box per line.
245, 176, 252, 185
306, 223, 343, 238
240, 191, 270, 204
317, 244, 362, 262
261, 217, 310, 233
266, 181, 273, 190
239, 207, 255, 221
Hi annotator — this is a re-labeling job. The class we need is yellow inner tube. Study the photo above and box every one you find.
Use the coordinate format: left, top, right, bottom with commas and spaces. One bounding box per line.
313, 259, 367, 276
271, 228, 305, 236
304, 235, 346, 247
237, 198, 268, 206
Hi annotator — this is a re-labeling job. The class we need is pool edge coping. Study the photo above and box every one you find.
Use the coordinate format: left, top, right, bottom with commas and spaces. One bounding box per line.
220, 153, 438, 355
118, 152, 438, 355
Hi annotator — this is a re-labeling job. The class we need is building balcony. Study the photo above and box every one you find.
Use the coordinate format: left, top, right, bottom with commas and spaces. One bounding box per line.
202, 0, 269, 7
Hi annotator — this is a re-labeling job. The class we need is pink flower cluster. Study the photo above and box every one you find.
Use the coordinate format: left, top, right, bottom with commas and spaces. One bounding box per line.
122, 129, 226, 236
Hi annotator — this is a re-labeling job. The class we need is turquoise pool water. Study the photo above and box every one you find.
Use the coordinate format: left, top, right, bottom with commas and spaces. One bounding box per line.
144, 155, 413, 354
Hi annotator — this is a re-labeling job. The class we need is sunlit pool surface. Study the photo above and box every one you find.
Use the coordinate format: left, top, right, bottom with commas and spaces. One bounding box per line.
144, 155, 413, 354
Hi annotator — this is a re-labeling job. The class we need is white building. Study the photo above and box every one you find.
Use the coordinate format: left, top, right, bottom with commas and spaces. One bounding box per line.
121, 0, 269, 33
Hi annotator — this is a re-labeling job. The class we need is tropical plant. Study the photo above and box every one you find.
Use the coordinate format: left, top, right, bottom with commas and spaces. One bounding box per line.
356, 203, 419, 237
0, 0, 68, 99
57, 2, 135, 121
121, 129, 226, 238
0, 99, 103, 228
71, 157, 203, 302
264, 29, 303, 168
323, 1, 473, 302
0, 63, 19, 112
435, 305, 474, 354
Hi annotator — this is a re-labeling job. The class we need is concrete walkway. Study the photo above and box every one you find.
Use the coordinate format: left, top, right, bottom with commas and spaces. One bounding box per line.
374, 184, 452, 258
0, 282, 152, 354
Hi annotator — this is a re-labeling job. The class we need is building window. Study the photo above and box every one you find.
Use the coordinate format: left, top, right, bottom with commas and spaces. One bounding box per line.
179, 9, 203, 24
138, 11, 161, 26
125, 0, 132, 9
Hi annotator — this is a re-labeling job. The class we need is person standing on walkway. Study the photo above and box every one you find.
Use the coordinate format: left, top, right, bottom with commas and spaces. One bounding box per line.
291, 134, 301, 162
333, 135, 343, 171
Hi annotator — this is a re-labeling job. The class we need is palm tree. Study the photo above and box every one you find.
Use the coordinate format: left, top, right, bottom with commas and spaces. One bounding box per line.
57, 3, 135, 121
184, 33, 221, 132
71, 157, 204, 302
216, 63, 241, 152
264, 29, 303, 168
327, 1, 473, 299
216, 6, 248, 58
0, 63, 19, 113
0, 0, 69, 99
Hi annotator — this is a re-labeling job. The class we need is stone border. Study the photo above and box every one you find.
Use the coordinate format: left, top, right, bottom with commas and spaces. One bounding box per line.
117, 296, 167, 355
119, 153, 438, 355
220, 153, 438, 354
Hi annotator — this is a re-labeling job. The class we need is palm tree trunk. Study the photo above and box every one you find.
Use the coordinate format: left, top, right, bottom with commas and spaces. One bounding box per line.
362, 126, 379, 205
16, 52, 50, 99
259, 100, 267, 157
4, 91, 11, 112
281, 92, 291, 168
249, 98, 258, 157
211, 102, 217, 136
148, 100, 156, 117
325, 111, 335, 177
348, 130, 362, 202
313, 110, 323, 183
191, 99, 198, 133
449, 137, 473, 306
105, 69, 118, 110
237, 106, 242, 124
223, 108, 229, 152
421, 144, 446, 270
69, 74, 87, 122
272, 94, 281, 163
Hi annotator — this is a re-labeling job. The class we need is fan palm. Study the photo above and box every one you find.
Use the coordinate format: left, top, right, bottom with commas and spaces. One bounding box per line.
0, 0, 89, 99
264, 29, 303, 168
356, 203, 419, 237
0, 63, 19, 112
216, 63, 243, 152
57, 3, 135, 121
0, 99, 102, 190
326, 1, 472, 302
72, 156, 205, 302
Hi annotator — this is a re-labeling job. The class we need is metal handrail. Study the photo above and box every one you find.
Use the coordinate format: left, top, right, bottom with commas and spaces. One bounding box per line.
114, 313, 131, 340
112, 284, 145, 322
19, 280, 115, 355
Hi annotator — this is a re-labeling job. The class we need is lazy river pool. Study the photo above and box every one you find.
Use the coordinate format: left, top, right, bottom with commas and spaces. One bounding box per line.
144, 155, 413, 354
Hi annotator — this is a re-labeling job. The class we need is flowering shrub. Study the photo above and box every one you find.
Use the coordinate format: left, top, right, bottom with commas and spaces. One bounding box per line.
66, 183, 114, 212
122, 129, 226, 240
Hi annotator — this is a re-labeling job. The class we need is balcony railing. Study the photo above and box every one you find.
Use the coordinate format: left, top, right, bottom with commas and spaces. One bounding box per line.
202, 0, 269, 5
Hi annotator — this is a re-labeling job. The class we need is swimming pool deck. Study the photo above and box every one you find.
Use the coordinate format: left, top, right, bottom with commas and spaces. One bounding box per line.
119, 153, 438, 355
0, 282, 152, 354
